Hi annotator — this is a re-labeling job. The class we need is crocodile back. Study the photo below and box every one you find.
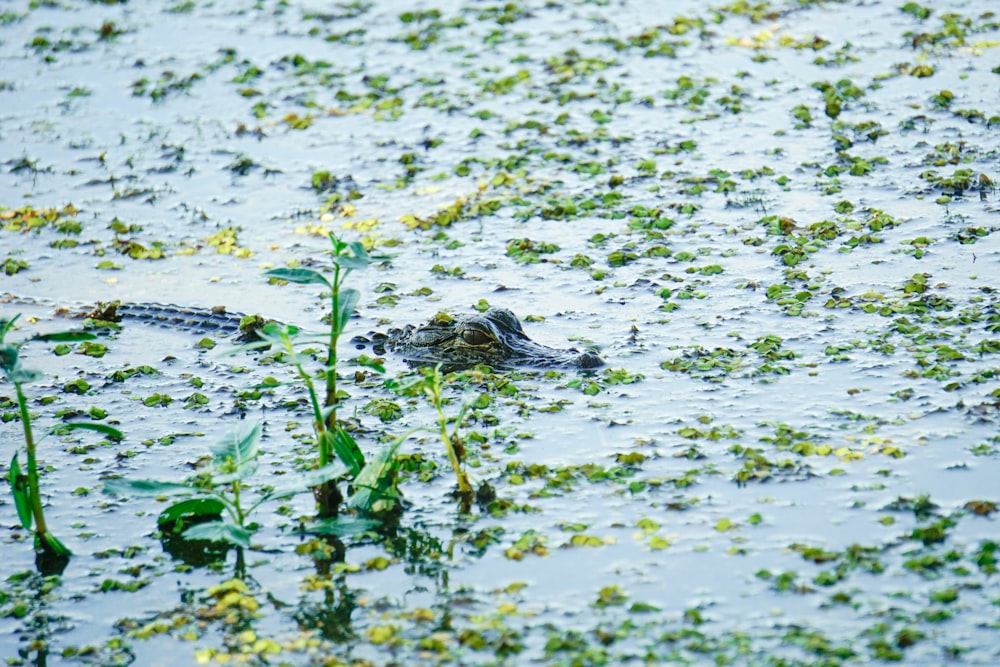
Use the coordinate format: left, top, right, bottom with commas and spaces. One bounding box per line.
113, 302, 247, 336
2, 293, 249, 337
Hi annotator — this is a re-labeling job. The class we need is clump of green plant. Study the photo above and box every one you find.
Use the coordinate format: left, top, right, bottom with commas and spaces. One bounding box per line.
242, 234, 397, 519
105, 422, 346, 550
1, 315, 122, 573
395, 364, 480, 509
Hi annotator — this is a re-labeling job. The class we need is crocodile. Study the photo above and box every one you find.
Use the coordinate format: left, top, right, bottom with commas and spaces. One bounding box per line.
2, 294, 604, 369
363, 307, 604, 370
0, 293, 261, 340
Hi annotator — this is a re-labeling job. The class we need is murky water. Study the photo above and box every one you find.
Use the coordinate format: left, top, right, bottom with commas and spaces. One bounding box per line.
2, 0, 999, 664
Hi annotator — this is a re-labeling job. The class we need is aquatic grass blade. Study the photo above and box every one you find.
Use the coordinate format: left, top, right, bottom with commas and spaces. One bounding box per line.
265, 267, 332, 288
0, 315, 18, 340
157, 497, 226, 528
329, 429, 364, 476
8, 452, 32, 530
59, 422, 124, 439
104, 478, 197, 497
183, 520, 251, 548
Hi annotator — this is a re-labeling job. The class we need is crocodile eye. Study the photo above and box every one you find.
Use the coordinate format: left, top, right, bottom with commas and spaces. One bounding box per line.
461, 329, 493, 346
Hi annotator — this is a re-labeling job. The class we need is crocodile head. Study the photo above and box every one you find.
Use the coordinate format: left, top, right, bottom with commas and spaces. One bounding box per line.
385, 308, 603, 370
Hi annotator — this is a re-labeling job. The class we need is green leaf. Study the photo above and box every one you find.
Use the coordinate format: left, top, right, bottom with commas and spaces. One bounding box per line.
183, 520, 251, 548
330, 428, 365, 476
390, 374, 430, 396
318, 404, 337, 425
0, 343, 18, 372
104, 478, 197, 497
157, 497, 226, 528
211, 422, 261, 471
32, 331, 97, 343
333, 288, 360, 332
9, 366, 43, 384
265, 267, 332, 288
348, 240, 368, 260
58, 422, 124, 439
335, 251, 373, 273
262, 321, 299, 337
0, 315, 20, 342
347, 436, 403, 513
266, 461, 349, 501
329, 236, 376, 272
9, 452, 32, 530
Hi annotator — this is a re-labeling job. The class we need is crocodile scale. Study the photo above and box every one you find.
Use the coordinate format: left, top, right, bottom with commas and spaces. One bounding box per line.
1, 293, 248, 337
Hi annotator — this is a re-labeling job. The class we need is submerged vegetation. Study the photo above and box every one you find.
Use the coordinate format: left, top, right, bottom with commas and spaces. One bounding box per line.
1, 0, 999, 664
253, 235, 387, 519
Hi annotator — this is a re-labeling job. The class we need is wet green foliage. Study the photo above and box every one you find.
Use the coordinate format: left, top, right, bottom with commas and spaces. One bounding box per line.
1, 316, 122, 572
392, 365, 480, 505
250, 235, 394, 518
105, 423, 346, 549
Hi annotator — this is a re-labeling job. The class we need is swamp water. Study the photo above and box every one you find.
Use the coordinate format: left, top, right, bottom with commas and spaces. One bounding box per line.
0, 0, 998, 664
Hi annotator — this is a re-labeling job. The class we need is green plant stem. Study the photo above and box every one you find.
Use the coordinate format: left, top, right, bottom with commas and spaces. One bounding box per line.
287, 338, 341, 517
437, 404, 470, 494
281, 328, 329, 467
14, 381, 50, 545
324, 264, 341, 432
230, 482, 244, 527
298, 360, 330, 467
427, 373, 472, 495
